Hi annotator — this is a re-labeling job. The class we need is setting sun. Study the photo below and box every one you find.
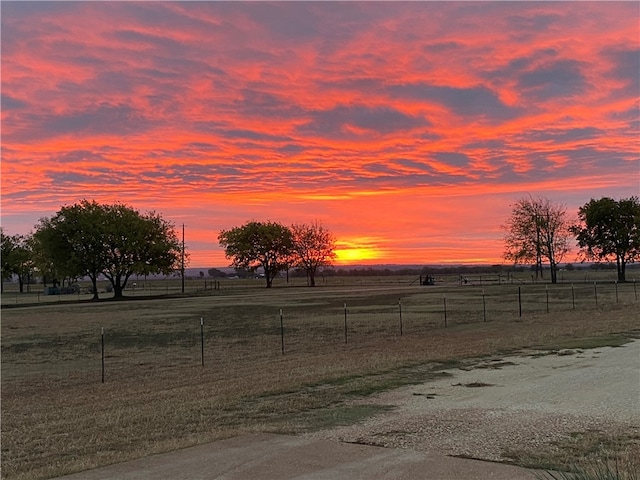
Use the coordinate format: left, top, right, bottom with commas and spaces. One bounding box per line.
334, 248, 381, 264
334, 239, 384, 264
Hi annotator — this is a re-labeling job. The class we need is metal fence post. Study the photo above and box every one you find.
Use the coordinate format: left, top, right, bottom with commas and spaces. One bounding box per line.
443, 295, 447, 327
101, 327, 105, 383
518, 287, 522, 317
280, 309, 285, 355
200, 318, 204, 367
482, 290, 487, 322
546, 285, 549, 313
344, 303, 348, 344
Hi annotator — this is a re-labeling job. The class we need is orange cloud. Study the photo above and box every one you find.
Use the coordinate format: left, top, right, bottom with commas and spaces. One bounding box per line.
1, 2, 638, 266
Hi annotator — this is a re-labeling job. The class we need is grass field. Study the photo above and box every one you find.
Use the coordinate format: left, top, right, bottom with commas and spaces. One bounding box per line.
1, 267, 634, 305
1, 275, 639, 479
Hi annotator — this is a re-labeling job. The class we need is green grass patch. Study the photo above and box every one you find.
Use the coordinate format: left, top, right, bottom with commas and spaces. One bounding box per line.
336, 368, 453, 398
296, 404, 396, 431
534, 333, 638, 352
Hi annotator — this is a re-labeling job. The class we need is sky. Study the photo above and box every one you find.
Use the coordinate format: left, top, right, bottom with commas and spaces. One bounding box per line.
1, 1, 639, 267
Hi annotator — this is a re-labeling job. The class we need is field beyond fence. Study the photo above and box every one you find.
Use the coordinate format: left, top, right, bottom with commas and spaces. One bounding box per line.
1, 268, 635, 305
1, 273, 639, 480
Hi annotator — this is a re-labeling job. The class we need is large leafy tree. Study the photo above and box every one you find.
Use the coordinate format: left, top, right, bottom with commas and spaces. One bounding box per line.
34, 200, 107, 299
35, 200, 183, 299
0, 230, 34, 293
1, 228, 15, 293
503, 196, 571, 284
101, 204, 183, 298
290, 221, 336, 287
30, 225, 63, 288
571, 196, 640, 282
218, 221, 293, 288
1, 228, 35, 293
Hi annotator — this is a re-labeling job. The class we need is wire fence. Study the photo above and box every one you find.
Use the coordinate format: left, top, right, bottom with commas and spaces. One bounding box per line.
5, 279, 637, 384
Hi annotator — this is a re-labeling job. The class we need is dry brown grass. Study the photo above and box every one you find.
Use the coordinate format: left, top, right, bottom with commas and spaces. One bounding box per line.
515, 429, 640, 479
1, 281, 638, 479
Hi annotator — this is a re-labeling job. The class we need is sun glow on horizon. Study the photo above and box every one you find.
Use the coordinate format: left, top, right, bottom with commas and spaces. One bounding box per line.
334, 247, 382, 264
333, 238, 386, 264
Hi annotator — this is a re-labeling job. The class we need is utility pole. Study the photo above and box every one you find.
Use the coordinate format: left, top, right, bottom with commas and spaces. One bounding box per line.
535, 213, 542, 281
181, 223, 185, 294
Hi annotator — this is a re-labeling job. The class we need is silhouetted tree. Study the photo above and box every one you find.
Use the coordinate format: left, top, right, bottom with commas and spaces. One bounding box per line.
34, 201, 106, 299
100, 203, 183, 298
571, 196, 640, 282
290, 221, 336, 286
1, 229, 34, 293
218, 221, 293, 288
1, 228, 15, 293
35, 200, 182, 299
503, 196, 571, 284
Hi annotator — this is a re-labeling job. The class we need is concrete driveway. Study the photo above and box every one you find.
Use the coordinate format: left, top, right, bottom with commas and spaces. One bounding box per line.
54, 433, 537, 480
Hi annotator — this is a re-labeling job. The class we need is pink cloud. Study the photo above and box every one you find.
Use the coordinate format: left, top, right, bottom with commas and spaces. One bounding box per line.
2, 2, 638, 266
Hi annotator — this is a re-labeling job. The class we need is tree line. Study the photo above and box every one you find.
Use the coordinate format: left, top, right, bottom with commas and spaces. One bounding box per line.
1, 195, 638, 298
503, 195, 639, 283
1, 200, 182, 298
218, 220, 336, 288
221, 195, 639, 287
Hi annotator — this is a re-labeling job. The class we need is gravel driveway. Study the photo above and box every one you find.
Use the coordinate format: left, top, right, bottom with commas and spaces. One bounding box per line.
307, 340, 640, 462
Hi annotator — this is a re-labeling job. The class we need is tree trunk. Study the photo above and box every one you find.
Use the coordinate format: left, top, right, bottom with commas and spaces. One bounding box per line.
618, 258, 626, 283
550, 263, 558, 284
548, 247, 558, 284
309, 272, 316, 287
90, 275, 99, 301
112, 276, 125, 299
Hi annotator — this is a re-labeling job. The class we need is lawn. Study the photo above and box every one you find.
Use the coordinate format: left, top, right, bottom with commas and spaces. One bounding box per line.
1, 276, 638, 479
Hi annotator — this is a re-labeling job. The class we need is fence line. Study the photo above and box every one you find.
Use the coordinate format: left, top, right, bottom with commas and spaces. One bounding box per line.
88, 281, 639, 383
